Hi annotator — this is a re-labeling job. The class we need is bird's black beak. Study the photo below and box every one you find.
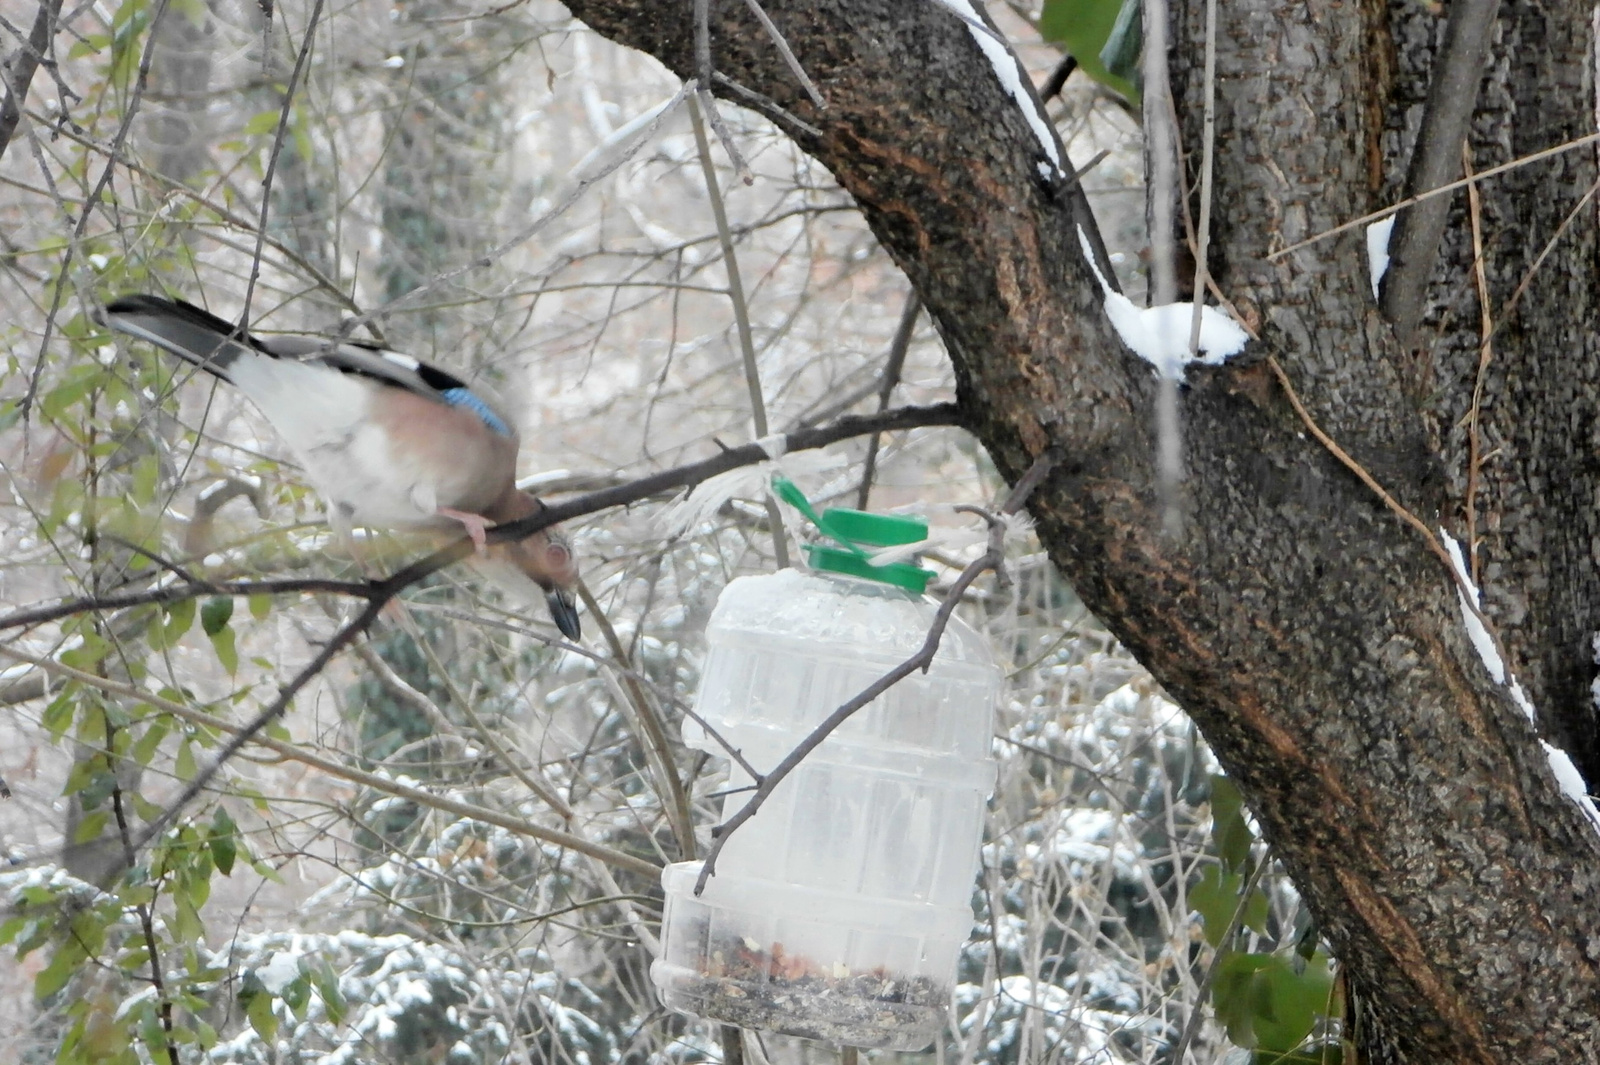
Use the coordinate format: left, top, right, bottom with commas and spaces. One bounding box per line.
547, 590, 581, 640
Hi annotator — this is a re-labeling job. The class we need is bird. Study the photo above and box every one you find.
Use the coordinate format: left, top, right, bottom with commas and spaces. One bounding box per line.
100, 293, 581, 639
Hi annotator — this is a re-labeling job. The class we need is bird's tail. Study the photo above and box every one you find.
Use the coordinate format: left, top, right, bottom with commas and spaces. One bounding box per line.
101, 295, 267, 383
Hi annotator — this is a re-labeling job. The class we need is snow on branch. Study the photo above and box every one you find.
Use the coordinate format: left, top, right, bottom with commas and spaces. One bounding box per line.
1440, 530, 1600, 835
929, 0, 1063, 177
1075, 227, 1249, 380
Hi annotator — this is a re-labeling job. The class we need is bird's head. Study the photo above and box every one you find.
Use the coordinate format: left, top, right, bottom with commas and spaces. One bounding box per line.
471, 497, 582, 639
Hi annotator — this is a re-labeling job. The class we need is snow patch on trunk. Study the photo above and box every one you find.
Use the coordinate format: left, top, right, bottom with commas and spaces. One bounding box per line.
1366, 216, 1395, 300
1075, 227, 1249, 380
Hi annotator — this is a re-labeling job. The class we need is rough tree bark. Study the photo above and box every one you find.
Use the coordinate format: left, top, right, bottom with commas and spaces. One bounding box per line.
561, 1, 1600, 1061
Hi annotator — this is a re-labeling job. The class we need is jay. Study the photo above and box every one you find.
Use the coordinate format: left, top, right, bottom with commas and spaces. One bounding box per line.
101, 294, 581, 639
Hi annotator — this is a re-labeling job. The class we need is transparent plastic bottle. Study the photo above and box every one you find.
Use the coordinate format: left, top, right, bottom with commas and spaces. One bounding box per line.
652, 509, 1000, 1050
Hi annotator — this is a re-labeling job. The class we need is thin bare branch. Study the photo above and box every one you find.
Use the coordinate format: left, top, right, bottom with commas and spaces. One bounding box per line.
740, 0, 824, 108
240, 0, 326, 330
1268, 131, 1600, 261
857, 293, 922, 508
693, 0, 751, 183
690, 92, 789, 567
0, 0, 65, 164
1143, 0, 1182, 533
577, 579, 696, 857
0, 645, 660, 878
1462, 143, 1494, 584
1378, 0, 1500, 345
1185, 0, 1218, 356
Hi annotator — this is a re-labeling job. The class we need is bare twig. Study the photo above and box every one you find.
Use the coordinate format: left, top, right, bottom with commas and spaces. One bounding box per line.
1168, 856, 1271, 1063
856, 294, 921, 508
0, 0, 66, 164
239, 0, 326, 330
0, 574, 376, 632
1, 402, 962, 635
689, 93, 789, 567
1267, 130, 1600, 261
24, 0, 175, 420
693, 0, 751, 183
1462, 143, 1493, 584
740, 0, 824, 108
0, 645, 659, 878
1143, 0, 1182, 534
693, 449, 1060, 892
1378, 0, 1500, 345
577, 580, 696, 857
1185, 0, 1218, 357
1039, 54, 1079, 102
711, 72, 823, 138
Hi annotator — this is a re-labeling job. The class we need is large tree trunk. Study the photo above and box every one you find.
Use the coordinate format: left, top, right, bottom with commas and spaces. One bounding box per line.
561, 1, 1600, 1060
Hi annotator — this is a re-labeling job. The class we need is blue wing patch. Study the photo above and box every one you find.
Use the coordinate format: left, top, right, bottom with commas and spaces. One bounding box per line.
441, 387, 512, 437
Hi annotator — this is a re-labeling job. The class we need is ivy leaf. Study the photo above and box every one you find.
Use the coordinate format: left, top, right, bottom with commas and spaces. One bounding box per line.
1190, 864, 1242, 947
1210, 775, 1255, 871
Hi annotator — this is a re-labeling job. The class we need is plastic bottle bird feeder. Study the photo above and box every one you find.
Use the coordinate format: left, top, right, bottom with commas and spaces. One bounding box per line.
651, 492, 1000, 1050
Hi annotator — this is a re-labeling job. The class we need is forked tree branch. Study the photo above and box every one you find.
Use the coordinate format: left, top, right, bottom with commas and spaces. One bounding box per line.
0, 0, 65, 165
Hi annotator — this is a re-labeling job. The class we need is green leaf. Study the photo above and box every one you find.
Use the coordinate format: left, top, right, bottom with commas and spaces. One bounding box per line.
210, 808, 237, 875
1190, 864, 1242, 947
248, 594, 272, 620
43, 687, 77, 741
73, 810, 110, 844
313, 959, 346, 1025
1210, 774, 1255, 871
175, 740, 197, 781
131, 720, 168, 766
1038, 0, 1139, 102
242, 110, 282, 136
281, 973, 310, 1014
155, 598, 196, 649
1212, 950, 1337, 1054
1212, 950, 1274, 1048
172, 892, 203, 942
1253, 952, 1335, 1053
200, 596, 233, 636
208, 626, 238, 675
35, 941, 87, 999
245, 987, 278, 1041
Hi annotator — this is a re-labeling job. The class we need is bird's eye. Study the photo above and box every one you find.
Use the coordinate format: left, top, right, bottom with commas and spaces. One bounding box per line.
546, 542, 571, 567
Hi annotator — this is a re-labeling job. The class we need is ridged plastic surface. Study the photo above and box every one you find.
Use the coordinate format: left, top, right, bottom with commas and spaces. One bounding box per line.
654, 567, 1000, 1048
689, 569, 998, 759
